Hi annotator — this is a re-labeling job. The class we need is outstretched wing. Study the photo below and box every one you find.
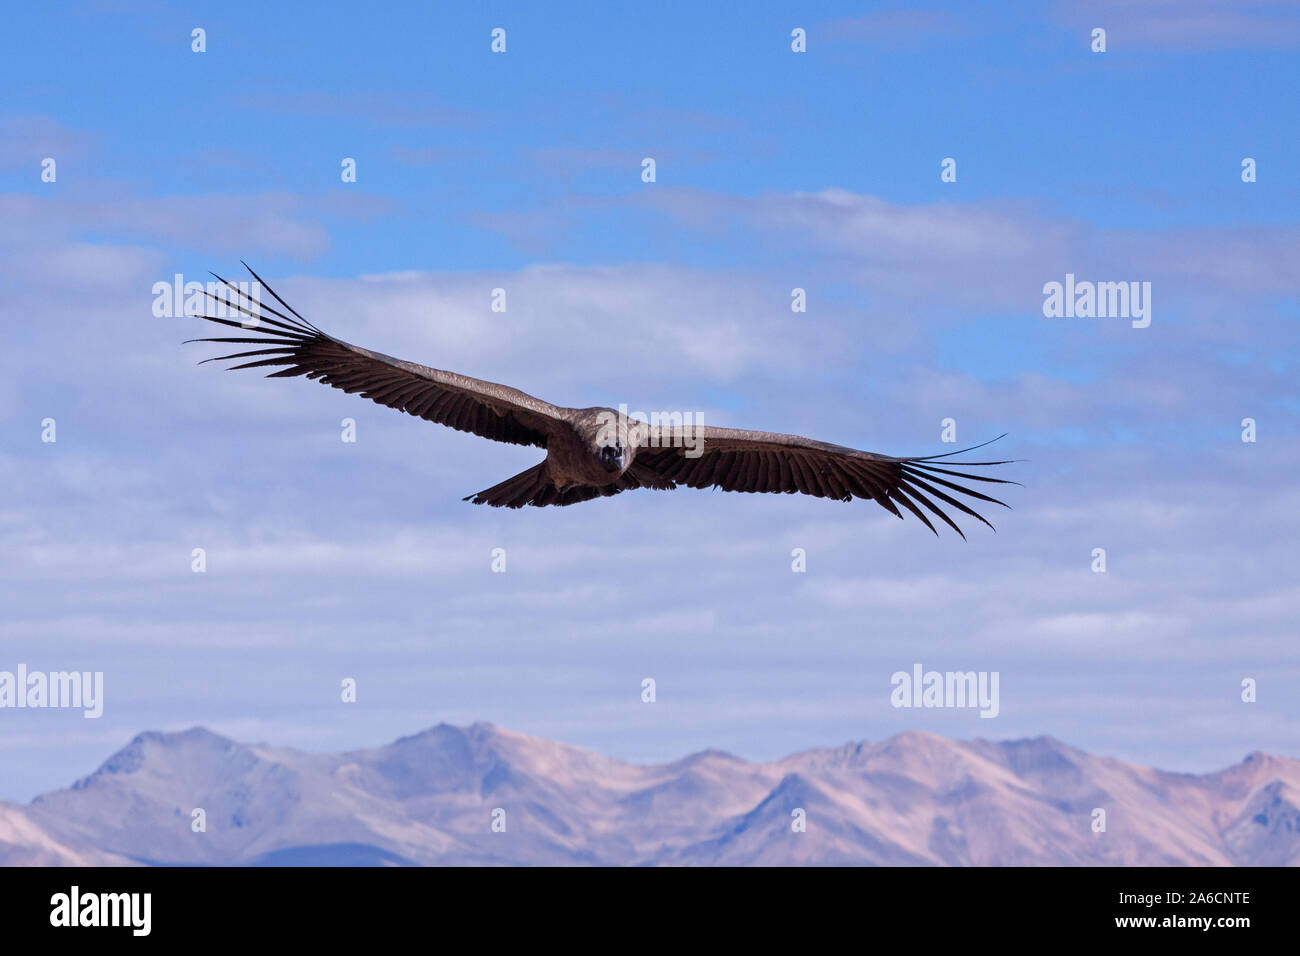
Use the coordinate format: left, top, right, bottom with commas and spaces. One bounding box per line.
186, 264, 565, 448
634, 426, 1017, 537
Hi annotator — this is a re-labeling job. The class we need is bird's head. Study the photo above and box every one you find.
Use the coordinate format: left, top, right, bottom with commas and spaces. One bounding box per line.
590, 408, 644, 476
596, 440, 626, 473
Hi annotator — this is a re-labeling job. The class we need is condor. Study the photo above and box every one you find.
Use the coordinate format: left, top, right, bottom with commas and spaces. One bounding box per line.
184, 264, 1017, 536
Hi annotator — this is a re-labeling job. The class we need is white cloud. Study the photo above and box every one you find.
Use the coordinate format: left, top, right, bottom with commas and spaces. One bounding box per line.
1058, 0, 1300, 50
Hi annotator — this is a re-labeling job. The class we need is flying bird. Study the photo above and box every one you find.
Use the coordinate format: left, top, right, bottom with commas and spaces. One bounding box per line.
187, 265, 1016, 536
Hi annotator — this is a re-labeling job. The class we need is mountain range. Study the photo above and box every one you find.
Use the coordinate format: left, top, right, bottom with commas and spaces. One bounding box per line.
3, 723, 1296, 865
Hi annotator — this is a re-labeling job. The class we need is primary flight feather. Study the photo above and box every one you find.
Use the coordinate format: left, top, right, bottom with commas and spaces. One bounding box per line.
187, 264, 1016, 537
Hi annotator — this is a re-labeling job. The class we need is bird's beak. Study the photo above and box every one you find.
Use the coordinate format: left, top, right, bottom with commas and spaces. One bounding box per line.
599, 444, 625, 472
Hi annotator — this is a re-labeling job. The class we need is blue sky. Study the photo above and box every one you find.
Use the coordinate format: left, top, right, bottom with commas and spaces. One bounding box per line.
1, 0, 1298, 801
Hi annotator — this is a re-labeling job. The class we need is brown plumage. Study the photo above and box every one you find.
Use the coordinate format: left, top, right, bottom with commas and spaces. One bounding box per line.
187, 265, 1017, 537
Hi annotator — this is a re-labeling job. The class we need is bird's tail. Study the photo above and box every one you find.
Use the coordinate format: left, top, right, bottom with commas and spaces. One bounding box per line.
465, 462, 662, 508
463, 462, 554, 508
